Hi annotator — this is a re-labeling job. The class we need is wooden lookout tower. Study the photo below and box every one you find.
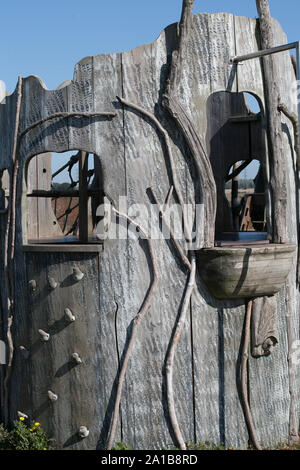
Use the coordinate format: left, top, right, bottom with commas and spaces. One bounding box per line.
0, 0, 300, 450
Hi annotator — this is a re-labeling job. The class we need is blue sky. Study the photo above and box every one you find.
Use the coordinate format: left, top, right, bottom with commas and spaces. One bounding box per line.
1, 1, 299, 93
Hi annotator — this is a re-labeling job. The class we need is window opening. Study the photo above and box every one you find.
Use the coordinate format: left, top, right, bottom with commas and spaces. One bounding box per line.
26, 151, 103, 244
225, 160, 266, 233
206, 91, 267, 246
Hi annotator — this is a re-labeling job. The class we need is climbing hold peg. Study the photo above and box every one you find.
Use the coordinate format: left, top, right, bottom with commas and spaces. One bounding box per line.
71, 352, 82, 364
38, 329, 50, 342
64, 308, 75, 322
72, 267, 84, 282
48, 277, 58, 289
29, 280, 37, 293
78, 426, 89, 438
48, 390, 58, 402
19, 346, 30, 359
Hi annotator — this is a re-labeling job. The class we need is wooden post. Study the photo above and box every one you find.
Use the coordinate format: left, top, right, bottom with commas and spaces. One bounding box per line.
256, 0, 287, 243
231, 163, 239, 231
162, 0, 217, 247
79, 151, 89, 243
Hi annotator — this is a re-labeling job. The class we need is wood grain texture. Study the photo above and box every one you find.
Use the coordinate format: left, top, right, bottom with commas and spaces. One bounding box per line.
26, 153, 62, 239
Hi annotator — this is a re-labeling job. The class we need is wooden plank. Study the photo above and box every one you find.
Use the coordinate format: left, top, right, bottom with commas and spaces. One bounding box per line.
23, 243, 103, 253
26, 153, 63, 240
68, 56, 94, 153
78, 151, 89, 243
249, 291, 290, 448
177, 12, 248, 449
229, 115, 261, 123
27, 189, 103, 197
20, 77, 69, 157
247, 12, 299, 447
92, 51, 125, 448
118, 31, 195, 449
234, 16, 265, 102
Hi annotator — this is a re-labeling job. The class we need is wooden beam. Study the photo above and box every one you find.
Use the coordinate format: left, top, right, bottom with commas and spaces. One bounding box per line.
229, 115, 261, 123
27, 189, 103, 198
256, 0, 287, 243
232, 41, 299, 63
225, 159, 252, 182
79, 151, 89, 243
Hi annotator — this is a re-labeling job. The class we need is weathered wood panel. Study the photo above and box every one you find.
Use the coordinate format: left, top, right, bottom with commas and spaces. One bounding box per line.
93, 52, 125, 448
10, 252, 104, 450
26, 152, 62, 240
118, 36, 195, 448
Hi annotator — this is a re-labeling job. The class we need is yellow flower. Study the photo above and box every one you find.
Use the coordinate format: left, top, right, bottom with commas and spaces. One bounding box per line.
34, 422, 40, 427
19, 416, 25, 421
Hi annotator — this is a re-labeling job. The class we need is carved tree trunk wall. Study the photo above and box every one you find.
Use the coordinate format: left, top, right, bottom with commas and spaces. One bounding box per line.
0, 12, 299, 449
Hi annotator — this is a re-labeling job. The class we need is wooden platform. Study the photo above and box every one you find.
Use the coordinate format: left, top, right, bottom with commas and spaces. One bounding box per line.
23, 236, 103, 252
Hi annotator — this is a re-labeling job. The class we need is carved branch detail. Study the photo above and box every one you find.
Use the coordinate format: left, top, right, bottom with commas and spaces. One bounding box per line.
148, 186, 191, 271
3, 77, 23, 426
162, 0, 216, 248
106, 207, 159, 450
256, 0, 287, 243
166, 254, 196, 451
241, 300, 262, 450
251, 296, 278, 357
278, 102, 300, 170
19, 111, 116, 141
116, 96, 188, 228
